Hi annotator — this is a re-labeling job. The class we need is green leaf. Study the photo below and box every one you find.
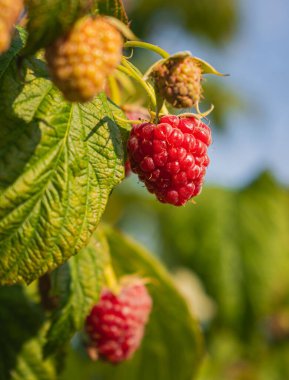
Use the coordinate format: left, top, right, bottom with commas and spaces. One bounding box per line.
0, 32, 129, 285
44, 229, 110, 356
192, 57, 227, 76
97, 0, 129, 25
0, 286, 57, 380
60, 226, 203, 380
23, 0, 99, 56
0, 28, 26, 82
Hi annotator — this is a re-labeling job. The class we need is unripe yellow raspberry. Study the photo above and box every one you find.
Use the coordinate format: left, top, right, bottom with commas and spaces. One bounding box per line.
0, 0, 23, 54
45, 17, 123, 102
152, 55, 203, 109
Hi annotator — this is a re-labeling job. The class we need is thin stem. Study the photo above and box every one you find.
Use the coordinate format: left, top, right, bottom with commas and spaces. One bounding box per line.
195, 103, 215, 118
103, 265, 119, 293
115, 116, 147, 125
107, 75, 121, 105
121, 57, 169, 116
124, 41, 170, 59
121, 57, 143, 77
117, 65, 156, 107
177, 104, 214, 120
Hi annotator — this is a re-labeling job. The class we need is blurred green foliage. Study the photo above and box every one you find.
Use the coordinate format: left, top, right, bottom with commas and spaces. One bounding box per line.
0, 286, 57, 380
125, 0, 238, 44
202, 81, 243, 130
103, 171, 289, 379
60, 226, 203, 380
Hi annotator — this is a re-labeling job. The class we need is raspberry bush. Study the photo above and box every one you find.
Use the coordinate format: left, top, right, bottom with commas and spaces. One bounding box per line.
0, 1, 225, 379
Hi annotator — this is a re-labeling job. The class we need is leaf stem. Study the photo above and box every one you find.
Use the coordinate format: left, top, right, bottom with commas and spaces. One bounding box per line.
124, 41, 170, 59
117, 65, 157, 108
103, 265, 119, 293
121, 56, 143, 77
114, 116, 147, 125
107, 75, 121, 105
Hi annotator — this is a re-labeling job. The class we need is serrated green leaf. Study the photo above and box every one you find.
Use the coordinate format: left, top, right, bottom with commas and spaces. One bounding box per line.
0, 28, 26, 82
97, 0, 129, 24
60, 226, 204, 380
0, 32, 129, 285
23, 0, 99, 56
44, 230, 110, 356
0, 286, 56, 380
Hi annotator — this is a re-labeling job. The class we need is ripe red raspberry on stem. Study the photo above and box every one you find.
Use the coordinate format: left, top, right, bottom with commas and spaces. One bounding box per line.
0, 0, 23, 54
127, 115, 212, 206
85, 278, 152, 364
45, 16, 123, 102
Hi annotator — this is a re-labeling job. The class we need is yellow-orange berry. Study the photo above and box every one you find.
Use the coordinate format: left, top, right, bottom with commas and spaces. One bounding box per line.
45, 17, 123, 102
0, 0, 23, 54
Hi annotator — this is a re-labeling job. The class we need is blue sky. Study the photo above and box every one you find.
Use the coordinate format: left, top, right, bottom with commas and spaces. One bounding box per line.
148, 0, 289, 188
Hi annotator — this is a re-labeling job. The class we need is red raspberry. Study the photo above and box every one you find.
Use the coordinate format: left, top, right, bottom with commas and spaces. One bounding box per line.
127, 115, 211, 206
45, 17, 123, 102
85, 279, 152, 363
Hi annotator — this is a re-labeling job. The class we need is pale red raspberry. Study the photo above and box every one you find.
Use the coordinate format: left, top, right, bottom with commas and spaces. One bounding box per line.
85, 279, 152, 363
